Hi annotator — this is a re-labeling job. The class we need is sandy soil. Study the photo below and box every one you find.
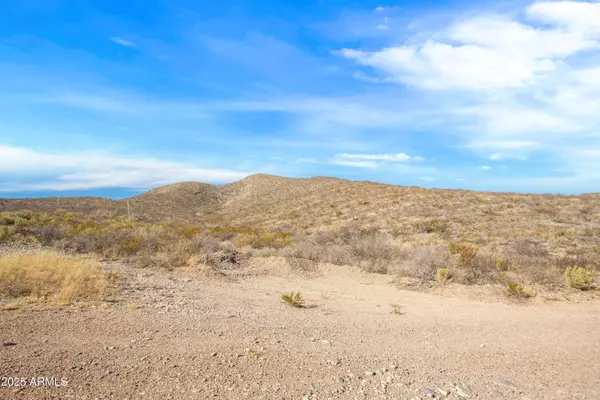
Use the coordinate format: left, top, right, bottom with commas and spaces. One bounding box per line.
1, 260, 599, 400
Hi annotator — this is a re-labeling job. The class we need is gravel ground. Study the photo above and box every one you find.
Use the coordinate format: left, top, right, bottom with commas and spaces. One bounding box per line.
1, 260, 599, 400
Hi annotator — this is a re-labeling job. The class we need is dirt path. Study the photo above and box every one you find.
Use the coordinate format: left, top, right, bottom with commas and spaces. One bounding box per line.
1, 260, 599, 399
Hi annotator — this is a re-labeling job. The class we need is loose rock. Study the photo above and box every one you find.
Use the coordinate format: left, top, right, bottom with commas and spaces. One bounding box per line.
456, 383, 473, 398
493, 376, 517, 389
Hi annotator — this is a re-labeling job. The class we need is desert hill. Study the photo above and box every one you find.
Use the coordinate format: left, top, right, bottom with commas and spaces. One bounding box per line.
1, 174, 600, 255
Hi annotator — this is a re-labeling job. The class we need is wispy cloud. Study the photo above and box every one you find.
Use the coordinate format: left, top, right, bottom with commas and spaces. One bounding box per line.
330, 160, 378, 169
0, 145, 248, 192
109, 37, 136, 47
339, 153, 424, 162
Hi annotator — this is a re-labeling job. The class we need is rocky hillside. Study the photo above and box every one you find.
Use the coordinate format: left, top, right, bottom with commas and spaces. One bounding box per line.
2, 175, 600, 253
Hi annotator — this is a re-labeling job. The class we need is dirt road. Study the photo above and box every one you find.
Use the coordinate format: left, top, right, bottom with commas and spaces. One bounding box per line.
1, 260, 599, 399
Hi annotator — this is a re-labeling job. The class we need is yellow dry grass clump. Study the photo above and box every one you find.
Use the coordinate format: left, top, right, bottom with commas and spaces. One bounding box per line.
0, 251, 106, 304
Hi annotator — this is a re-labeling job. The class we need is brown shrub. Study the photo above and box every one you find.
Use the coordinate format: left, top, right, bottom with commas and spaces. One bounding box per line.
396, 245, 450, 280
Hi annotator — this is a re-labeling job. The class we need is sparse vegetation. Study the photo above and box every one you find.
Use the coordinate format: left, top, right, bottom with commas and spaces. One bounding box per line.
435, 268, 453, 283
449, 242, 480, 267
1, 173, 600, 292
505, 282, 533, 299
564, 266, 596, 290
0, 251, 107, 304
281, 291, 304, 308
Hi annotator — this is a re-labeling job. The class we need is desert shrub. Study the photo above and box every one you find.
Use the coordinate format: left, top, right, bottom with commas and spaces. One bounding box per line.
188, 236, 221, 253
311, 230, 337, 246
397, 245, 449, 280
13, 210, 33, 221
0, 215, 15, 225
505, 282, 533, 298
236, 230, 292, 249
119, 235, 143, 256
337, 223, 381, 243
134, 251, 187, 270
511, 238, 549, 258
512, 258, 562, 287
458, 252, 501, 284
417, 219, 449, 234
564, 266, 596, 290
27, 225, 67, 246
554, 254, 600, 271
0, 226, 15, 241
435, 267, 453, 283
496, 258, 506, 270
287, 257, 318, 272
67, 229, 111, 253
209, 226, 237, 241
449, 242, 480, 266
170, 222, 202, 238
348, 235, 403, 274
281, 291, 304, 308
289, 241, 352, 265
0, 251, 106, 304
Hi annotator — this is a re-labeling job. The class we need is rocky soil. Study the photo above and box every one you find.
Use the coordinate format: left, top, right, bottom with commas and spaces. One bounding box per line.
1, 260, 600, 399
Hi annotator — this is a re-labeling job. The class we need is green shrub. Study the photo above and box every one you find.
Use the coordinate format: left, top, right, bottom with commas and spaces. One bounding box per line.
506, 282, 533, 298
0, 215, 15, 226
281, 291, 304, 308
0, 226, 15, 241
496, 258, 506, 270
564, 266, 596, 290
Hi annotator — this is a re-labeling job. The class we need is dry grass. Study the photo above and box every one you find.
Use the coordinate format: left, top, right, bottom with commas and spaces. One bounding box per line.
0, 251, 106, 304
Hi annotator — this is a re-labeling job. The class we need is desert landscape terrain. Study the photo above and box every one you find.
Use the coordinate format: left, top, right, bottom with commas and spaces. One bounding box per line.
1, 174, 599, 399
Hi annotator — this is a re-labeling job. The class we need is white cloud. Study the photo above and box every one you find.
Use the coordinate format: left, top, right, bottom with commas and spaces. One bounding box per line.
527, 1, 600, 35
109, 37, 136, 47
419, 176, 435, 181
339, 152, 424, 162
480, 166, 491, 170
330, 160, 378, 169
340, 2, 600, 91
376, 24, 389, 31
269, 156, 283, 161
337, 0, 600, 188
375, 6, 386, 12
0, 145, 249, 192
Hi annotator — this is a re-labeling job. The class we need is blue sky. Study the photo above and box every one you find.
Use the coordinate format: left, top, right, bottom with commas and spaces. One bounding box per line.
1, 0, 600, 197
